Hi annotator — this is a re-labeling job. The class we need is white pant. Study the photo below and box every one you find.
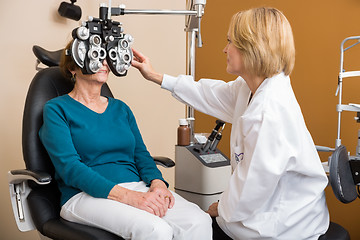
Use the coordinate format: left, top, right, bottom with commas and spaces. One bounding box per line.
60, 181, 212, 240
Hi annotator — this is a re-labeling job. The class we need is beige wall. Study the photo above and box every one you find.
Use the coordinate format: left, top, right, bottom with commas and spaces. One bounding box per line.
0, 1, 186, 239
195, 0, 360, 239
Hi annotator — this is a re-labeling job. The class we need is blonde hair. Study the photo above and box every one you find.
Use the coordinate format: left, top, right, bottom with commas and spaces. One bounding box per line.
229, 7, 295, 77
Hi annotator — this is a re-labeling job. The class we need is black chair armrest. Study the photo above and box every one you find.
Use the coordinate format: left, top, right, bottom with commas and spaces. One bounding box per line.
8, 169, 52, 185
153, 156, 175, 168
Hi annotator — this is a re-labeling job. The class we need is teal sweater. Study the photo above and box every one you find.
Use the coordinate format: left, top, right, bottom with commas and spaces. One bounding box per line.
39, 95, 166, 206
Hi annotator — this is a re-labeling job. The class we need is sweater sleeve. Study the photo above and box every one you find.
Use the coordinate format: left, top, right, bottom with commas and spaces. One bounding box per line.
125, 105, 168, 187
39, 102, 116, 199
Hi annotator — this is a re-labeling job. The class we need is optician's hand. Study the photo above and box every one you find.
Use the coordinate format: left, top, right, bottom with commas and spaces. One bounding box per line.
206, 202, 219, 217
131, 48, 164, 85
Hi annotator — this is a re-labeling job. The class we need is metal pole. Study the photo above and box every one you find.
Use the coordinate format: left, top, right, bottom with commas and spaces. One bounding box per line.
187, 30, 197, 144
122, 9, 197, 15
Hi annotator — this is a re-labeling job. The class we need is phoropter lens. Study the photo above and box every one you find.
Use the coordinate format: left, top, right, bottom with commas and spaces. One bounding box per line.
121, 40, 129, 49
90, 35, 102, 46
108, 49, 117, 60
99, 49, 106, 59
92, 51, 99, 58
94, 36, 101, 45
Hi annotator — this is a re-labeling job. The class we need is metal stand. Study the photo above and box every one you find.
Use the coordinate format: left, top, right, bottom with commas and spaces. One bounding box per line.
335, 36, 360, 148
333, 36, 360, 187
316, 37, 360, 187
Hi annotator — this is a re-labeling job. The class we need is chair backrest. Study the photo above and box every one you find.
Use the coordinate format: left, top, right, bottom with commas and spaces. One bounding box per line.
329, 145, 358, 203
23, 66, 113, 232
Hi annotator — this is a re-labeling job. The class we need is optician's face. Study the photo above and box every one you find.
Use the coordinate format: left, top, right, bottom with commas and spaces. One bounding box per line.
223, 34, 245, 76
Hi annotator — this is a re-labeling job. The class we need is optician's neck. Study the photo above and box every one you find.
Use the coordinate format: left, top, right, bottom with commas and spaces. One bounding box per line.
242, 74, 266, 94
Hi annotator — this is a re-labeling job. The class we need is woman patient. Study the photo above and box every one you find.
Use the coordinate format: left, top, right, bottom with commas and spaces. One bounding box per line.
39, 40, 212, 240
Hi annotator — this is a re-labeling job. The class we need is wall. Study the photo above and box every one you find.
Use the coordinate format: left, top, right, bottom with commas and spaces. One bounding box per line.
195, 0, 360, 239
0, 1, 186, 239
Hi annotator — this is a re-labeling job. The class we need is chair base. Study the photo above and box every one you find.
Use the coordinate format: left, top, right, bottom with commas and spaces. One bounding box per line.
318, 222, 350, 240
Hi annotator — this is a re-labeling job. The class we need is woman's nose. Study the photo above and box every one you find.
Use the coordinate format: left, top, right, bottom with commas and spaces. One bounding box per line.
223, 45, 228, 54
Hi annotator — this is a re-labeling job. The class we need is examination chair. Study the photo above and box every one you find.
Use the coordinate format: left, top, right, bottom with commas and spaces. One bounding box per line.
8, 46, 175, 240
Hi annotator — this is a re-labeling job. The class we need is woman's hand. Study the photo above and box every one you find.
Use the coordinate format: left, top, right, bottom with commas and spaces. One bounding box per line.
108, 182, 174, 218
126, 189, 169, 217
149, 179, 175, 210
206, 202, 219, 217
131, 48, 163, 85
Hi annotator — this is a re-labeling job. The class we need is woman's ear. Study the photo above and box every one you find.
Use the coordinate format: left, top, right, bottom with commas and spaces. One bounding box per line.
69, 68, 76, 76
68, 68, 77, 81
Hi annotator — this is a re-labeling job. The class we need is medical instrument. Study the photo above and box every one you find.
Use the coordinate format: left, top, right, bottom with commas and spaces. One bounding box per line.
334, 37, 360, 182
210, 123, 225, 151
68, 0, 206, 77
335, 36, 360, 148
175, 120, 231, 211
318, 36, 360, 203
68, 11, 134, 76
202, 120, 225, 152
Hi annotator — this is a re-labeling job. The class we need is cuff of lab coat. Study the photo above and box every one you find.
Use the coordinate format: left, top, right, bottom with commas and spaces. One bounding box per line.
161, 74, 177, 92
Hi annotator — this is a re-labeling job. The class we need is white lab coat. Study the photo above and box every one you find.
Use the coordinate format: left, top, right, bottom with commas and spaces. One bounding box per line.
161, 72, 329, 240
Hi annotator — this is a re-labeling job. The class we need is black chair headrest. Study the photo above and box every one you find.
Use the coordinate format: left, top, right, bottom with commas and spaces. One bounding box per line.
33, 45, 63, 67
